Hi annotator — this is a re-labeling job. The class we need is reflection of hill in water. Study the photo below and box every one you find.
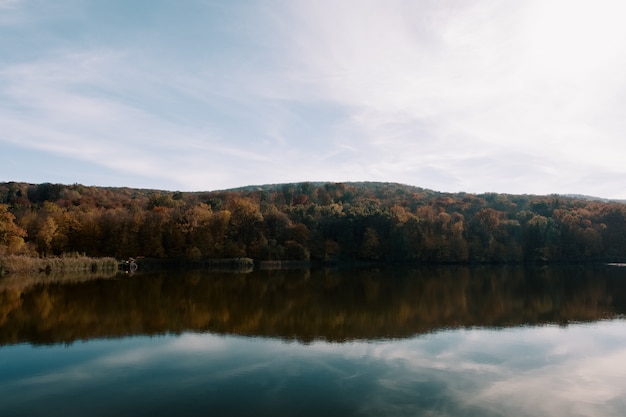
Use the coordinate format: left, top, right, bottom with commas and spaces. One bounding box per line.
2, 266, 626, 345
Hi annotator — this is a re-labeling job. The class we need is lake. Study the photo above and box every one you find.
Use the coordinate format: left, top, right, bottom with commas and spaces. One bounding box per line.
2, 265, 626, 416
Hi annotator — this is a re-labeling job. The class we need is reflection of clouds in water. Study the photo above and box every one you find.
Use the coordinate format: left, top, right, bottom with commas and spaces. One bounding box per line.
13, 338, 163, 388
168, 332, 230, 352
378, 321, 626, 417
475, 346, 626, 417
16, 367, 94, 387
4, 321, 626, 416
98, 346, 157, 366
296, 321, 626, 416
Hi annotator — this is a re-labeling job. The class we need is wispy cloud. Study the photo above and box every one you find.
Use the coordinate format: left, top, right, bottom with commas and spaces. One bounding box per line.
264, 0, 626, 195
2, 0, 626, 195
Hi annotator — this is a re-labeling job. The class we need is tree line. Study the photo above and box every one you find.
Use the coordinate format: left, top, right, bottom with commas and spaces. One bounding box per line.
1, 181, 626, 263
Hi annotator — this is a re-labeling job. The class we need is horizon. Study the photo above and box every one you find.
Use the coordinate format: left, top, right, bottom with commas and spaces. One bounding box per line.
3, 178, 625, 202
2, 1, 626, 199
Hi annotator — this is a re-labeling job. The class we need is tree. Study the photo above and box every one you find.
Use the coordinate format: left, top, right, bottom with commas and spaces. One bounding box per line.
35, 217, 58, 256
359, 227, 381, 260
226, 198, 263, 255
0, 204, 27, 254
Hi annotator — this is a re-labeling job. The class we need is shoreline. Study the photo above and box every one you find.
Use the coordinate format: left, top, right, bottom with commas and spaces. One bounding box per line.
3, 254, 624, 277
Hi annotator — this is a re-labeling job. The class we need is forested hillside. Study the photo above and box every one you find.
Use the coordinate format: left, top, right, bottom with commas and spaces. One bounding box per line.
1, 181, 626, 264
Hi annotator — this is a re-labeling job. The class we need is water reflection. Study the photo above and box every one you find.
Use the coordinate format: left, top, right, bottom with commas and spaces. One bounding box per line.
1, 265, 626, 345
2, 321, 626, 416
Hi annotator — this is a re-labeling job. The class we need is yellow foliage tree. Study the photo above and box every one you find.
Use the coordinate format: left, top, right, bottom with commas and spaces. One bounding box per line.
0, 204, 27, 254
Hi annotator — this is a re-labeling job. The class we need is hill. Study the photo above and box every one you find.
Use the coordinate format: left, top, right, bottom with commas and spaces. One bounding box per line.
1, 181, 626, 264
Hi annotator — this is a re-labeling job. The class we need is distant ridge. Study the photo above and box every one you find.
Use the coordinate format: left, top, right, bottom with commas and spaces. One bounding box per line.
224, 182, 626, 204
558, 194, 626, 204
3, 180, 624, 203
222, 181, 427, 193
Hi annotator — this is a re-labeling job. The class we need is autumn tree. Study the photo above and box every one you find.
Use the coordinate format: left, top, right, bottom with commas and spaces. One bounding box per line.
4, 181, 626, 264
0, 204, 27, 254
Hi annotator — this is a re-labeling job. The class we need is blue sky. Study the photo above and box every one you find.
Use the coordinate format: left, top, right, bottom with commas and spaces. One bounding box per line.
2, 0, 626, 198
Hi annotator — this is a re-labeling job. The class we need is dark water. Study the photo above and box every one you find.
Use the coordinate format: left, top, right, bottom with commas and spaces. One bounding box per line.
2, 265, 626, 416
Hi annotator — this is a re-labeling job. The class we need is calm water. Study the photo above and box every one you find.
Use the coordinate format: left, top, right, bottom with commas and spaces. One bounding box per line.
2, 265, 626, 416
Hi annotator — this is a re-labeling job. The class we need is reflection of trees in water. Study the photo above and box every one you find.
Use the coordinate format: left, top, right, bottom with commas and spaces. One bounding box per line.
1, 266, 625, 345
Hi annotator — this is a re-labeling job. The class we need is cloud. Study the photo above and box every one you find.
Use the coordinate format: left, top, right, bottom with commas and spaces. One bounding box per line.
2, 0, 626, 196
265, 0, 626, 195
0, 48, 276, 189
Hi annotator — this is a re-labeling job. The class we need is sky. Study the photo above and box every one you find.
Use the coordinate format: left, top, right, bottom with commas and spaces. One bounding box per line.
1, 0, 626, 198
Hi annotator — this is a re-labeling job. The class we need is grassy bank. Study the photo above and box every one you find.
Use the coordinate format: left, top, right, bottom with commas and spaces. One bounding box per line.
0, 254, 118, 275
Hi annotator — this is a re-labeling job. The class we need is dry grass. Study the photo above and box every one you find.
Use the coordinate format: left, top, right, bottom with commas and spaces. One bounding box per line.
0, 254, 118, 275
